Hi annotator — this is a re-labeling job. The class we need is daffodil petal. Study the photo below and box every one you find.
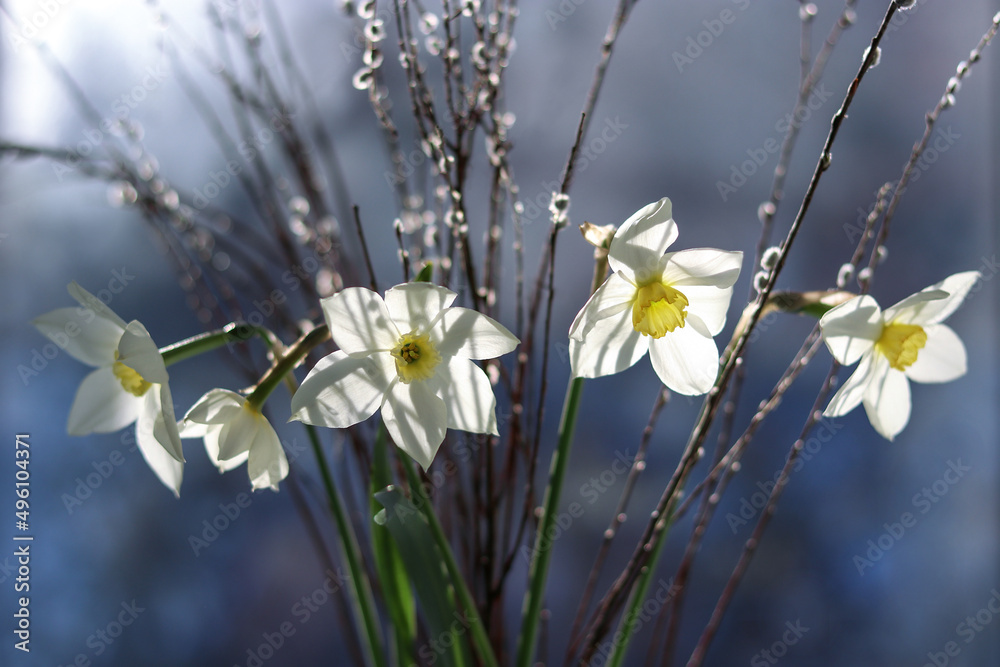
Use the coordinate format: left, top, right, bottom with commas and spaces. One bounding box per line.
134, 389, 180, 461
151, 384, 185, 462
381, 380, 448, 471
201, 424, 249, 472
67, 367, 142, 435
431, 307, 519, 360
608, 198, 677, 283
434, 357, 498, 435
569, 308, 649, 379
819, 295, 882, 365
321, 287, 399, 355
178, 420, 208, 439
182, 413, 247, 472
881, 289, 947, 322
678, 284, 735, 336
823, 351, 877, 418
248, 418, 289, 491
181, 389, 245, 426
863, 360, 910, 440
216, 406, 259, 461
134, 421, 184, 497
117, 321, 169, 385
68, 281, 129, 330
647, 323, 720, 395
384, 282, 457, 334
568, 271, 636, 342
904, 324, 967, 384
660, 248, 743, 288
290, 351, 392, 428
32, 307, 124, 368
886, 271, 980, 325
136, 390, 185, 496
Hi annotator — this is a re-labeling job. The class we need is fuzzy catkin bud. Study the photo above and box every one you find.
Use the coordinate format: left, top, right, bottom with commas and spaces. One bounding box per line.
757, 201, 776, 224
761, 246, 781, 270
836, 263, 854, 289
753, 270, 769, 293
549, 193, 570, 227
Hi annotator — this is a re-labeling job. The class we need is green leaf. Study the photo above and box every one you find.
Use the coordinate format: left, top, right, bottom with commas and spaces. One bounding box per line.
397, 456, 500, 667
412, 262, 434, 283
302, 423, 385, 667
374, 487, 471, 667
371, 429, 416, 665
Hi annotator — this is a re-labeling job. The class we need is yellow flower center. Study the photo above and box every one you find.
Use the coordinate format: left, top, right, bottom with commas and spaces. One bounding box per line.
876, 321, 927, 371
390, 331, 441, 384
632, 282, 689, 338
112, 352, 152, 397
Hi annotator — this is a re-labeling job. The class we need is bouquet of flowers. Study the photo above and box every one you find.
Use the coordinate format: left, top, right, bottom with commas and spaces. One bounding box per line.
4, 1, 997, 665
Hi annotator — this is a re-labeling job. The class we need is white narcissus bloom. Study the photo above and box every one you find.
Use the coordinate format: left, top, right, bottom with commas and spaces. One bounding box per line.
32, 282, 184, 496
289, 282, 519, 470
819, 271, 979, 440
569, 198, 743, 395
179, 389, 289, 492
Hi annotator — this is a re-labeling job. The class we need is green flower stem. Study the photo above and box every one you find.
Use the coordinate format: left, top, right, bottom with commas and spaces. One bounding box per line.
159, 322, 277, 366
515, 225, 605, 667
515, 374, 585, 667
304, 422, 387, 667
606, 511, 674, 667
246, 324, 330, 410
398, 453, 500, 667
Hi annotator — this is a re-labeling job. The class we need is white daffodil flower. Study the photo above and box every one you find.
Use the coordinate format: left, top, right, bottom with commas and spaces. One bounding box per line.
568, 198, 743, 395
819, 271, 979, 440
289, 282, 519, 470
32, 282, 184, 496
179, 389, 288, 492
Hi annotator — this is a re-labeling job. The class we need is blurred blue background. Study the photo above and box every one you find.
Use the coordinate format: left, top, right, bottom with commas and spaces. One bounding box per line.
1, 1, 997, 665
